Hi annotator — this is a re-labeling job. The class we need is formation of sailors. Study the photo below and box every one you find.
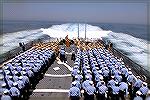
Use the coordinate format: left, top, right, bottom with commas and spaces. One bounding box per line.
0, 42, 57, 100
69, 41, 150, 100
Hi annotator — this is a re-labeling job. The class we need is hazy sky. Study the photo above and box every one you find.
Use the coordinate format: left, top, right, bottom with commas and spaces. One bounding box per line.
2, 2, 148, 24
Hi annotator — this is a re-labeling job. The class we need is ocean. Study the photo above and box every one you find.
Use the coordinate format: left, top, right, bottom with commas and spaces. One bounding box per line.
0, 20, 149, 71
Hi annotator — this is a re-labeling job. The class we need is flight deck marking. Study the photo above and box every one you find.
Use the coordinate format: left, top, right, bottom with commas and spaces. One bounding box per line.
56, 57, 73, 71
33, 89, 69, 93
45, 74, 71, 77
53, 67, 60, 71
65, 52, 72, 55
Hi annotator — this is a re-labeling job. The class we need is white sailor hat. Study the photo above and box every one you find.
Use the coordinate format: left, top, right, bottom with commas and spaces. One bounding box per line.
74, 62, 79, 65
95, 67, 99, 70
22, 71, 26, 75
128, 68, 131, 71
14, 71, 18, 75
128, 71, 132, 75
0, 75, 4, 80
2, 83, 6, 87
101, 81, 105, 84
121, 62, 124, 65
3, 89, 9, 94
22, 67, 26, 71
9, 76, 13, 79
29, 67, 32, 70
100, 76, 104, 80
115, 81, 119, 85
89, 81, 93, 85
0, 69, 3, 73
72, 81, 77, 86
86, 66, 90, 69
111, 76, 115, 79
98, 70, 102, 74
75, 75, 78, 79
137, 76, 140, 79
13, 82, 18, 86
6, 71, 10, 75
148, 90, 150, 94
87, 70, 91, 73
3, 66, 9, 70
118, 71, 121, 75
19, 76, 23, 80
74, 65, 79, 69
77, 70, 80, 74
85, 75, 89, 79
136, 91, 142, 95
142, 82, 147, 86
13, 67, 17, 70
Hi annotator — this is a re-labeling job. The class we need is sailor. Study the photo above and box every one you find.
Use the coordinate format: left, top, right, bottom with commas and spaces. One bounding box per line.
85, 71, 92, 81
127, 71, 136, 99
71, 48, 76, 61
133, 76, 143, 98
4, 75, 12, 82
21, 73, 30, 95
72, 76, 81, 89
82, 76, 90, 90
102, 68, 109, 84
95, 73, 102, 85
7, 78, 14, 89
75, 74, 83, 82
16, 65, 22, 72
121, 66, 128, 82
133, 91, 143, 100
68, 81, 81, 100
9, 82, 20, 100
111, 82, 120, 100
1, 89, 12, 100
96, 76, 104, 90
32, 66, 39, 80
26, 68, 34, 79
139, 82, 149, 100
13, 74, 19, 82
115, 73, 122, 83
22, 72, 30, 85
60, 47, 66, 63
71, 69, 79, 81
17, 76, 25, 94
119, 82, 128, 100
97, 81, 108, 100
107, 76, 116, 93
84, 81, 96, 100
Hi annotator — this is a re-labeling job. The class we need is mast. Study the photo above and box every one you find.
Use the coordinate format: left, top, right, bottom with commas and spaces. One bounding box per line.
85, 23, 86, 39
78, 23, 79, 38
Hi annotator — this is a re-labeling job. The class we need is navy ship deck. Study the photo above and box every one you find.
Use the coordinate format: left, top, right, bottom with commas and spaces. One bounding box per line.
0, 41, 150, 100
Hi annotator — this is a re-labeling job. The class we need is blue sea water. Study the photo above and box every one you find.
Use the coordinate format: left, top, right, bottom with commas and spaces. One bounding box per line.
1, 20, 148, 40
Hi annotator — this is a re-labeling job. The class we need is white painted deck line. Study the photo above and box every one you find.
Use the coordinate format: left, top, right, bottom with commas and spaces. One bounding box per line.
57, 61, 64, 64
63, 63, 73, 71
56, 57, 73, 71
65, 52, 72, 55
53, 67, 60, 71
33, 89, 69, 93
45, 74, 71, 77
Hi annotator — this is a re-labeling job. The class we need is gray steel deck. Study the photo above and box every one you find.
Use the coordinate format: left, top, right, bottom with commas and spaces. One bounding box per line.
29, 48, 74, 100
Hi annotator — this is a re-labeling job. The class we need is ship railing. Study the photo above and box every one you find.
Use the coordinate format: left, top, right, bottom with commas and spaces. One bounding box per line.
111, 47, 150, 84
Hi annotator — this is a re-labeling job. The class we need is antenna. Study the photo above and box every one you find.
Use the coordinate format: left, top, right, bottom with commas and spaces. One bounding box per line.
85, 23, 86, 39
78, 23, 79, 38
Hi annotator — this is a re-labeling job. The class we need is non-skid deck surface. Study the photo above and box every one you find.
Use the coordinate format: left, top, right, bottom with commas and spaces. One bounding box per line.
29, 48, 74, 100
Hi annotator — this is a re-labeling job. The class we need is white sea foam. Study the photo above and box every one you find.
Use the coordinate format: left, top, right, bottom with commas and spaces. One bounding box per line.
0, 23, 149, 71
